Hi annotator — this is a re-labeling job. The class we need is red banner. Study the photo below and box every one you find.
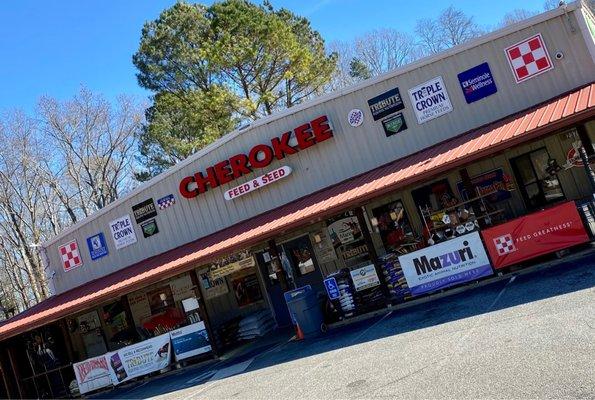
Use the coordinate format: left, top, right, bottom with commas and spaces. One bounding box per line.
481, 201, 589, 269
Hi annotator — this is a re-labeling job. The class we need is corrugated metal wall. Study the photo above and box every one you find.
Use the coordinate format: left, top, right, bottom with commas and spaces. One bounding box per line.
45, 6, 595, 295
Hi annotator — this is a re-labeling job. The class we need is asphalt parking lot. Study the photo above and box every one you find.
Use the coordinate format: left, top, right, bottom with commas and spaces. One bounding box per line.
93, 251, 595, 399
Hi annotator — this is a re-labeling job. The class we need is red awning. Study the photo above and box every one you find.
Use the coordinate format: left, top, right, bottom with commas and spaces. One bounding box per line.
0, 83, 593, 341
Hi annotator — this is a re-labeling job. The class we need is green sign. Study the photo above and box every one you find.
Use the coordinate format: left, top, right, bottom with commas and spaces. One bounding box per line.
141, 219, 159, 238
382, 113, 407, 137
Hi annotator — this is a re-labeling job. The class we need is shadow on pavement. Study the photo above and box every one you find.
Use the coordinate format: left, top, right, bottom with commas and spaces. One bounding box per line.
92, 251, 595, 399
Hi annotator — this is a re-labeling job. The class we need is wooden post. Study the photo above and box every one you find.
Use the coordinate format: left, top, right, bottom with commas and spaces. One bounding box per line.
189, 270, 220, 357
58, 320, 75, 363
7, 346, 23, 399
267, 239, 289, 292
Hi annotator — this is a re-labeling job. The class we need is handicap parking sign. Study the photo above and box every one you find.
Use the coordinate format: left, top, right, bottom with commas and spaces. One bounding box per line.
324, 277, 340, 300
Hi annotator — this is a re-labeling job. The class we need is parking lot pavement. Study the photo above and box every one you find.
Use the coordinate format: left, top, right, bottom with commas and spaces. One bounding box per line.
96, 252, 595, 399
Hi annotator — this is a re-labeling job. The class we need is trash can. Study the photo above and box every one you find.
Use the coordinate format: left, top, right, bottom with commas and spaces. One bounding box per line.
284, 285, 326, 338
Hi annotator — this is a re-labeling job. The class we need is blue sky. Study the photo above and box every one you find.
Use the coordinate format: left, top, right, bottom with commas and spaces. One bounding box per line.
0, 0, 547, 112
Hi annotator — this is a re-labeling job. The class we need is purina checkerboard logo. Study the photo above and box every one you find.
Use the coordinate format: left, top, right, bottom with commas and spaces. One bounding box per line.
493, 234, 517, 256
504, 33, 553, 84
59, 239, 83, 272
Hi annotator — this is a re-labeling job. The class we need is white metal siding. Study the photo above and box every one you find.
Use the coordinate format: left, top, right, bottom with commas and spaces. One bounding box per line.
45, 7, 595, 295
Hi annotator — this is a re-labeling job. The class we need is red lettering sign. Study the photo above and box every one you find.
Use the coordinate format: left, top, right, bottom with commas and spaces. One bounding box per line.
481, 201, 589, 269
180, 116, 332, 199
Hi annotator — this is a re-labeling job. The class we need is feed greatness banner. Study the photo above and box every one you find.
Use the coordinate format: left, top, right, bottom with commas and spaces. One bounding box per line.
398, 232, 492, 296
73, 355, 112, 394
108, 333, 171, 385
481, 201, 589, 269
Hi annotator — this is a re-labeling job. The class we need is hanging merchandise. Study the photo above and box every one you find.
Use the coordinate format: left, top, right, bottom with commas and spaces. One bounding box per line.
379, 253, 411, 303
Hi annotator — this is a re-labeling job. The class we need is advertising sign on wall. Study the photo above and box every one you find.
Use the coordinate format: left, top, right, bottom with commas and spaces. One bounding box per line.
109, 215, 137, 250
457, 62, 497, 104
108, 333, 171, 385
456, 168, 512, 202
367, 87, 405, 121
157, 194, 176, 210
180, 115, 332, 199
141, 219, 159, 238
408, 76, 453, 124
209, 251, 256, 280
86, 232, 109, 261
382, 113, 407, 137
73, 355, 112, 394
310, 229, 338, 264
481, 201, 589, 269
350, 264, 381, 291
504, 33, 553, 84
327, 213, 362, 247
58, 239, 83, 272
132, 198, 157, 223
199, 270, 229, 300
169, 322, 212, 361
398, 232, 493, 296
224, 166, 292, 201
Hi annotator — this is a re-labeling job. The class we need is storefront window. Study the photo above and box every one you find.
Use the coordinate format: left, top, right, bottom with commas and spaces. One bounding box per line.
282, 235, 318, 277
102, 300, 135, 349
510, 148, 565, 210
326, 212, 370, 268
230, 269, 263, 307
411, 179, 459, 215
371, 200, 415, 253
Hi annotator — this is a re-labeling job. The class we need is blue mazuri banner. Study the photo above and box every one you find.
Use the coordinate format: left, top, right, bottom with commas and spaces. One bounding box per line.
397, 232, 493, 296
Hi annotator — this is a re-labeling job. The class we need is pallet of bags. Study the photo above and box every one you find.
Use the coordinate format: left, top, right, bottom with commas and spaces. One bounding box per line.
380, 253, 411, 303
236, 309, 276, 341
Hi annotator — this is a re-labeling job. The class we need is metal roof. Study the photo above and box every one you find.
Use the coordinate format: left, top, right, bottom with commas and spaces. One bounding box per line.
1, 82, 593, 341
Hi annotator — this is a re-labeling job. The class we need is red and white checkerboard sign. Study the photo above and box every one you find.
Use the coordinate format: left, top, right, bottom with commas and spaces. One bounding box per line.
504, 33, 553, 83
58, 239, 83, 272
493, 234, 517, 256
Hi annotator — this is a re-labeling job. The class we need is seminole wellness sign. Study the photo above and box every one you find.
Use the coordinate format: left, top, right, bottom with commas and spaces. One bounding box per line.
398, 232, 493, 296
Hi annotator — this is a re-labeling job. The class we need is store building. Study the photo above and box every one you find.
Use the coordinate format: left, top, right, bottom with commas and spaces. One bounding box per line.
0, 3, 594, 398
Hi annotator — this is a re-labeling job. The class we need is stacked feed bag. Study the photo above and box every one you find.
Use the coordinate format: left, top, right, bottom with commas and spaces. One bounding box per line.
237, 309, 276, 341
326, 269, 356, 319
379, 253, 411, 303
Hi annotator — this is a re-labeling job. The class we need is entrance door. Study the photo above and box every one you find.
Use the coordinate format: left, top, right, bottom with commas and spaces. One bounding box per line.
255, 250, 292, 327
256, 235, 325, 327
280, 235, 325, 293
510, 148, 565, 210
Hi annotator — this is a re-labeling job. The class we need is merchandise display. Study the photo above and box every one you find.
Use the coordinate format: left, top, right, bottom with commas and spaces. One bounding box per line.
236, 310, 275, 340
326, 270, 356, 319
379, 253, 411, 303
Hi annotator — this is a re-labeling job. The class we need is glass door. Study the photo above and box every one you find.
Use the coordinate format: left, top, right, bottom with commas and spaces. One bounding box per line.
510, 148, 565, 210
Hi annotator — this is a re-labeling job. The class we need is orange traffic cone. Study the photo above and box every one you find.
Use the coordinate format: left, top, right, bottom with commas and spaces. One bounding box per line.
295, 323, 305, 340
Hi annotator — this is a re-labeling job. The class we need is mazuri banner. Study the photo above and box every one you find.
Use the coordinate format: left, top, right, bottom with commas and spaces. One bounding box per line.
398, 232, 493, 296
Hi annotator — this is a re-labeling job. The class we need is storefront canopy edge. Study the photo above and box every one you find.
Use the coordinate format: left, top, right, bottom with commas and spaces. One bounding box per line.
0, 83, 593, 342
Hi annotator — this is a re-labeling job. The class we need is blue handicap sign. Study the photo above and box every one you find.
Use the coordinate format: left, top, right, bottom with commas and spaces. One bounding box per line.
323, 277, 340, 300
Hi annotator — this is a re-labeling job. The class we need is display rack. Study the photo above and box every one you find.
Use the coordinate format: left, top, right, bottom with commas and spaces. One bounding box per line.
419, 188, 507, 241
